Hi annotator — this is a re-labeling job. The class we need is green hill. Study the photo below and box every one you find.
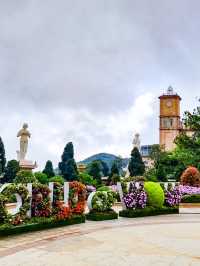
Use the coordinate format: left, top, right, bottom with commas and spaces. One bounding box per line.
79, 153, 129, 170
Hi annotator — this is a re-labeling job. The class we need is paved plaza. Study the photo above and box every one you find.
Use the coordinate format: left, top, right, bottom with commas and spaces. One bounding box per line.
0, 214, 200, 266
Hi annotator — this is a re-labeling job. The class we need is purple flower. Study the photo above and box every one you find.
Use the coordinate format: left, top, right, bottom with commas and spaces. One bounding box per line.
123, 182, 147, 209
86, 185, 96, 192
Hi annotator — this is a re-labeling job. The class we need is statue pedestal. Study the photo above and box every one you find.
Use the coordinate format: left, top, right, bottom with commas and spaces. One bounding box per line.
19, 160, 37, 171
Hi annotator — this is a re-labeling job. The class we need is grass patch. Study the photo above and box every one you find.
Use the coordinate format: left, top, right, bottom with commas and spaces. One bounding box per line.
119, 206, 179, 218
0, 215, 85, 237
86, 210, 118, 221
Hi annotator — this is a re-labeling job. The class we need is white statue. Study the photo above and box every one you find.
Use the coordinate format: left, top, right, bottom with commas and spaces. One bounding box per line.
133, 133, 141, 151
17, 123, 31, 161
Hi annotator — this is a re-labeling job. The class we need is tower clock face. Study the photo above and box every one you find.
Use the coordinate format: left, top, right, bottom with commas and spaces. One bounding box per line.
166, 100, 172, 108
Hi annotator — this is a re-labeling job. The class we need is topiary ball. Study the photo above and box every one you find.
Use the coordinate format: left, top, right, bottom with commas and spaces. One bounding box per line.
180, 167, 200, 187
144, 182, 164, 208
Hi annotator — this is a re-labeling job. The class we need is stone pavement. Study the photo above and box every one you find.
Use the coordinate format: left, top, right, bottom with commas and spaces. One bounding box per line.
0, 214, 200, 266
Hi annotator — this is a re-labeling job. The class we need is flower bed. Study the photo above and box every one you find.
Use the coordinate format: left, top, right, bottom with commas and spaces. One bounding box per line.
86, 190, 118, 221
86, 210, 118, 221
119, 206, 179, 218
0, 215, 85, 237
0, 181, 87, 236
181, 194, 200, 203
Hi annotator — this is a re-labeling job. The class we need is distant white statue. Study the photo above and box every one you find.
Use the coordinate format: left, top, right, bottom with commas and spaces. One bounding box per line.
133, 133, 141, 151
17, 123, 31, 161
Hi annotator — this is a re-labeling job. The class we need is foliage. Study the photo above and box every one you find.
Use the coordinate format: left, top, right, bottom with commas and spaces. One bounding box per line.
144, 168, 158, 182
119, 206, 179, 218
97, 186, 112, 192
69, 181, 86, 214
14, 170, 38, 184
91, 191, 116, 212
87, 160, 102, 185
144, 182, 164, 208
180, 167, 200, 187
86, 210, 118, 221
111, 174, 121, 184
49, 175, 65, 185
99, 160, 110, 176
2, 160, 20, 183
173, 104, 200, 173
124, 175, 146, 182
181, 194, 200, 203
59, 142, 78, 181
128, 147, 145, 177
78, 172, 97, 186
34, 172, 49, 184
0, 215, 86, 236
42, 160, 55, 178
110, 161, 119, 177
123, 182, 147, 209
0, 184, 30, 225
31, 183, 51, 217
0, 137, 6, 176
0, 194, 8, 223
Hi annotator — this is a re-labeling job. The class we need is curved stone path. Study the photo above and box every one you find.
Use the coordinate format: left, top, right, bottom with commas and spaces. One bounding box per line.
0, 214, 200, 266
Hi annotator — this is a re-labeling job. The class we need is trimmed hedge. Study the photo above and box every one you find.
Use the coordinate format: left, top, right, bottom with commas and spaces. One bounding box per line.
86, 210, 118, 221
119, 206, 179, 218
181, 194, 200, 203
144, 182, 165, 208
0, 215, 85, 237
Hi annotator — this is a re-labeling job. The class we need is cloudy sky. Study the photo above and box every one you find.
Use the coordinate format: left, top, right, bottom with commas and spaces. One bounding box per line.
0, 1, 199, 169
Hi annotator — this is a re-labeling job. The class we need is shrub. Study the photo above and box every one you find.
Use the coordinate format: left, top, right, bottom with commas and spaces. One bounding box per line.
49, 175, 65, 185
14, 170, 37, 184
111, 174, 121, 184
119, 206, 179, 218
181, 194, 200, 203
144, 182, 164, 208
97, 186, 111, 192
86, 210, 118, 221
78, 172, 97, 186
34, 172, 49, 184
180, 167, 200, 187
91, 191, 116, 212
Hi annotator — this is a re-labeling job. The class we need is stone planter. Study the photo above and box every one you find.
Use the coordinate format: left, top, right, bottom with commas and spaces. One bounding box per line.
179, 203, 200, 214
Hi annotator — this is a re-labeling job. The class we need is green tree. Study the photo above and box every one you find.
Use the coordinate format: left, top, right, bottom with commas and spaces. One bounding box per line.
99, 160, 110, 176
34, 172, 49, 184
87, 161, 102, 185
58, 142, 78, 181
2, 160, 20, 183
128, 147, 145, 176
110, 161, 119, 177
0, 137, 6, 176
43, 160, 55, 178
172, 103, 200, 176
79, 172, 97, 186
14, 170, 37, 184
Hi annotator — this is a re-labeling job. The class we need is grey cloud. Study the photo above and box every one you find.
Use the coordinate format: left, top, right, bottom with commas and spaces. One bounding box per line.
0, 0, 200, 168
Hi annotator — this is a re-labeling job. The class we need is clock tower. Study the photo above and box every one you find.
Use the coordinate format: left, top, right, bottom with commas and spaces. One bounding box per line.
159, 86, 182, 151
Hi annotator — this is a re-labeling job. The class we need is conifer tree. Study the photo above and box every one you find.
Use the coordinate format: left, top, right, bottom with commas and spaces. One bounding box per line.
43, 160, 55, 178
2, 160, 19, 183
0, 137, 6, 176
128, 147, 145, 176
87, 160, 102, 185
58, 142, 78, 181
